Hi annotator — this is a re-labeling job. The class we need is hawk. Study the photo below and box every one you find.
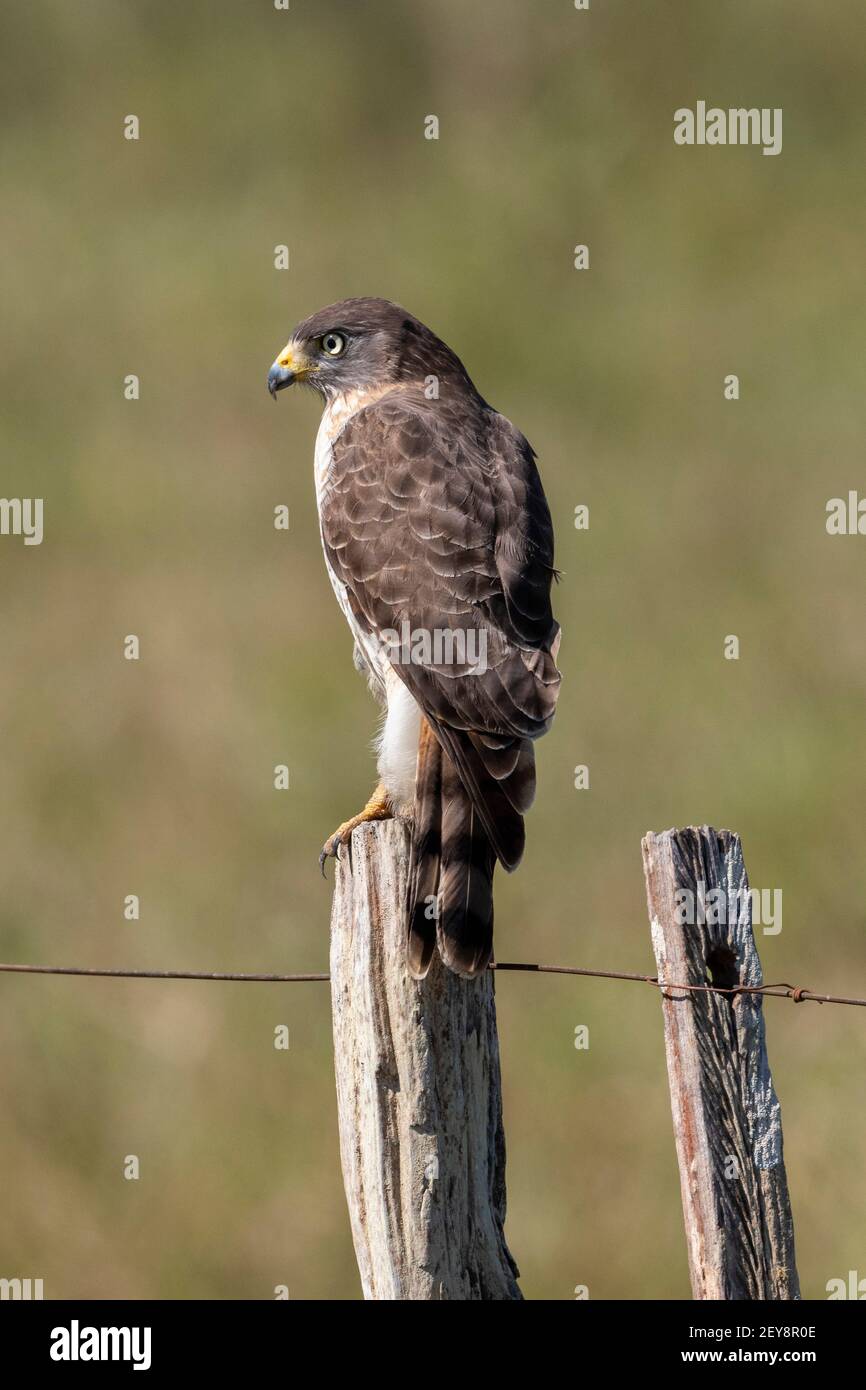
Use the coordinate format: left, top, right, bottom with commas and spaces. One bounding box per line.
268, 298, 561, 978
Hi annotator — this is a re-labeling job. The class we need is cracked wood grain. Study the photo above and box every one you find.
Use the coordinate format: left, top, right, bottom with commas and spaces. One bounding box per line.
329, 818, 521, 1300
642, 826, 800, 1301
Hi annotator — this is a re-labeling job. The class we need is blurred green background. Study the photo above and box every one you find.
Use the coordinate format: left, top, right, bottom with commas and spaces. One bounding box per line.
0, 0, 864, 1300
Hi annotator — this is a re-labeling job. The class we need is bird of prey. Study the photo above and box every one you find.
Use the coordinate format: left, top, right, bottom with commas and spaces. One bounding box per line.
268, 298, 560, 978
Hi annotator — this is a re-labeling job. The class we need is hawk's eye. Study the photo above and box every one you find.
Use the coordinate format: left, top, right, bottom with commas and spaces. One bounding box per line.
321, 332, 346, 357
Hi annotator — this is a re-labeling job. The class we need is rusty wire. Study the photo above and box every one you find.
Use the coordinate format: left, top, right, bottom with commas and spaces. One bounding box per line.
0, 959, 863, 1007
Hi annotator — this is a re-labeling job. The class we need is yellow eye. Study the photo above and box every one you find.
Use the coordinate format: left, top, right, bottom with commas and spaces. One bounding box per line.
322, 332, 346, 357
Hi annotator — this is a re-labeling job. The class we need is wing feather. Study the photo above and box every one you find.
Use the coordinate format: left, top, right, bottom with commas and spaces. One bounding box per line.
319, 386, 561, 868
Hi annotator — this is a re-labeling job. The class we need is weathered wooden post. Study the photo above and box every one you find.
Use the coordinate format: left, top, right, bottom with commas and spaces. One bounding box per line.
642, 826, 800, 1300
329, 818, 521, 1300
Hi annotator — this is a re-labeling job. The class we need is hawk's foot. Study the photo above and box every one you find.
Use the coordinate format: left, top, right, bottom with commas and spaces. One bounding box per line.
319, 783, 393, 876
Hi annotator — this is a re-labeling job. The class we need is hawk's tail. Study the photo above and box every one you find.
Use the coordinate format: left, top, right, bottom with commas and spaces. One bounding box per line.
407, 720, 444, 977
407, 719, 524, 979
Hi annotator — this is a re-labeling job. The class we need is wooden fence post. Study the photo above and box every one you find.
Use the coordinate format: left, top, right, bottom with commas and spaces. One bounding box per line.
642, 825, 800, 1300
329, 817, 522, 1300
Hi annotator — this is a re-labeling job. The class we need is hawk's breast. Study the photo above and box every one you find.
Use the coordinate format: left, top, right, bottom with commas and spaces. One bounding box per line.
313, 389, 397, 693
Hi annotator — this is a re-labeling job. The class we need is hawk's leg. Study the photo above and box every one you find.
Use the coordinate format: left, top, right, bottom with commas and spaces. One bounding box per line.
319, 781, 393, 874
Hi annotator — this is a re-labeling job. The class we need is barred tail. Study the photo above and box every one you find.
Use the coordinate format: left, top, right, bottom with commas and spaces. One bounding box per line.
406, 720, 442, 978
407, 719, 524, 979
437, 758, 496, 977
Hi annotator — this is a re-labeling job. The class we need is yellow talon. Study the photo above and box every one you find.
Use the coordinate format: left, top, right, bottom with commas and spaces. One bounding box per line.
319, 783, 393, 874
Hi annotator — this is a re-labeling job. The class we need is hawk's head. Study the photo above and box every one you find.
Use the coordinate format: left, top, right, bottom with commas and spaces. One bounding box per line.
267, 297, 470, 402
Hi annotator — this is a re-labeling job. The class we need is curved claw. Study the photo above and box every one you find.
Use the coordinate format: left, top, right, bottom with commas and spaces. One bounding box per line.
318, 791, 391, 879
319, 834, 343, 877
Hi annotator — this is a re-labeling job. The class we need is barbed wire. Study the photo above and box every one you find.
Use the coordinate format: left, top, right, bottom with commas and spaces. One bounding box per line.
0, 959, 863, 1007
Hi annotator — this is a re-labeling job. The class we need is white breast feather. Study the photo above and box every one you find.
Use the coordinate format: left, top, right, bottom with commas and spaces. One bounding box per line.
314, 391, 422, 809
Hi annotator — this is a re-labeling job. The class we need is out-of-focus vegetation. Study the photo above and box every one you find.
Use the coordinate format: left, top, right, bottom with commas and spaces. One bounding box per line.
0, 0, 864, 1299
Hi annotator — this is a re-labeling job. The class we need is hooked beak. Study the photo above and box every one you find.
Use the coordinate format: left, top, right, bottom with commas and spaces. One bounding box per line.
267, 362, 295, 397
268, 341, 310, 399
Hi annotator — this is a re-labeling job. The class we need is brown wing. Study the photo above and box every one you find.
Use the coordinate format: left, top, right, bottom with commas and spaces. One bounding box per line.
319, 386, 560, 874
